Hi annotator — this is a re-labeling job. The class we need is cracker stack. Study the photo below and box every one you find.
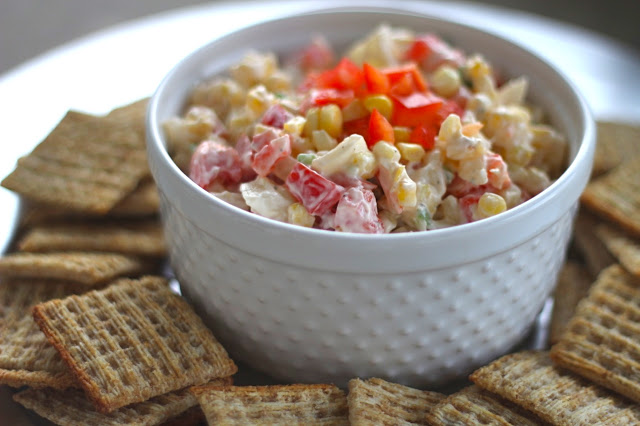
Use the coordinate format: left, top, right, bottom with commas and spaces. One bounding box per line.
550, 265, 640, 404
0, 100, 242, 425
470, 351, 640, 424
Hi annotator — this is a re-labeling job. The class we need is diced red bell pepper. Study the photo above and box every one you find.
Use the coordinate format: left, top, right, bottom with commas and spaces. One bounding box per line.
368, 109, 395, 148
316, 58, 365, 93
252, 134, 292, 177
334, 187, 384, 234
234, 134, 257, 181
485, 152, 511, 190
342, 116, 370, 142
363, 63, 390, 94
405, 34, 465, 72
189, 140, 243, 188
285, 163, 344, 215
391, 92, 444, 128
261, 104, 293, 129
459, 193, 481, 223
409, 125, 437, 150
436, 98, 465, 125
251, 128, 280, 153
306, 88, 355, 109
384, 64, 427, 93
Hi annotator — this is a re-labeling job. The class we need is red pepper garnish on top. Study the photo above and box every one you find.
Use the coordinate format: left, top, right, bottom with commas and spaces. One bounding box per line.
391, 92, 444, 128
363, 63, 390, 94
368, 109, 395, 148
315, 57, 365, 94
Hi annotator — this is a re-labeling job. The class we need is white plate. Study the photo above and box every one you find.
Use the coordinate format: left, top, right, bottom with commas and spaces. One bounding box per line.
0, 0, 638, 420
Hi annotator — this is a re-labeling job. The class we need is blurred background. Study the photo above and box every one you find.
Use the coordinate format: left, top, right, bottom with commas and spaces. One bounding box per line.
1, 0, 639, 75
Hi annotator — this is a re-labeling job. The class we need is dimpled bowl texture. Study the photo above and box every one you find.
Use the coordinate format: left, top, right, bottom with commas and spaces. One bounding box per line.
147, 7, 595, 388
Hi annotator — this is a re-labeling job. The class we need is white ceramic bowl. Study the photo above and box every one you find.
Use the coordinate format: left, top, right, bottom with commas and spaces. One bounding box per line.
147, 6, 595, 388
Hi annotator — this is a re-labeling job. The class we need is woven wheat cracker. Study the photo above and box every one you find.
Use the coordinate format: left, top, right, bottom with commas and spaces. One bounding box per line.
19, 180, 160, 229
0, 278, 80, 389
581, 156, 640, 237
17, 220, 166, 257
425, 385, 544, 425
109, 179, 160, 217
470, 350, 640, 424
0, 251, 152, 286
347, 377, 445, 425
13, 377, 231, 426
1, 111, 149, 214
549, 261, 593, 344
592, 121, 640, 176
573, 211, 616, 279
595, 224, 640, 276
190, 384, 348, 425
32, 276, 237, 413
550, 265, 640, 403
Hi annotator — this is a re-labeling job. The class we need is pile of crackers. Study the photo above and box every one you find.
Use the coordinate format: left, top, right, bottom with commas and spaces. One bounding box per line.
1, 100, 640, 425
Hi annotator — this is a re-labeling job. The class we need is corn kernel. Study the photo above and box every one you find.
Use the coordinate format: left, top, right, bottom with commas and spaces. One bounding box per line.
504, 143, 534, 167
466, 55, 491, 83
246, 85, 274, 116
363, 94, 393, 120
227, 108, 254, 136
393, 126, 411, 143
431, 65, 461, 98
303, 107, 319, 136
318, 104, 343, 139
342, 99, 368, 122
312, 130, 338, 151
394, 166, 417, 208
230, 51, 277, 88
265, 69, 292, 93
476, 192, 507, 218
288, 203, 316, 227
396, 143, 425, 163
284, 116, 306, 137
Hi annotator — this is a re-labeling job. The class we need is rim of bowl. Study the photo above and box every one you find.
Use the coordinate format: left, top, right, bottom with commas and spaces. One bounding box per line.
147, 6, 595, 272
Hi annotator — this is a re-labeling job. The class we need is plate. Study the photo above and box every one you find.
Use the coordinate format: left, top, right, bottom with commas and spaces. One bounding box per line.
0, 0, 638, 421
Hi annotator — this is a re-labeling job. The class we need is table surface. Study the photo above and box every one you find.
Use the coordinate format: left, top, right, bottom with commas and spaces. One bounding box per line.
0, 0, 639, 422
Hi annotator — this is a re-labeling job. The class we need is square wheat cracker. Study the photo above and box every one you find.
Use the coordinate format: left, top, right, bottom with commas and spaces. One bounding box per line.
425, 385, 544, 425
190, 383, 349, 425
592, 121, 640, 176
32, 276, 237, 413
0, 251, 153, 286
550, 264, 640, 404
17, 220, 166, 258
595, 223, 640, 276
470, 350, 640, 424
549, 261, 592, 344
1, 110, 149, 214
572, 211, 616, 279
581, 156, 640, 238
18, 180, 160, 229
347, 377, 445, 425
13, 376, 231, 426
0, 278, 81, 389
